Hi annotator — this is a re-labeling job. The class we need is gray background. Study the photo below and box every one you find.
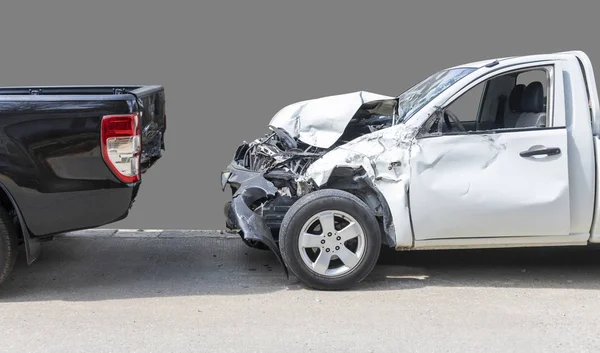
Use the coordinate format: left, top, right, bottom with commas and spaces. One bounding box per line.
0, 0, 596, 230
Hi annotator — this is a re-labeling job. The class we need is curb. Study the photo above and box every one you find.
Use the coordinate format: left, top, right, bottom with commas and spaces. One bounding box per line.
60, 229, 240, 239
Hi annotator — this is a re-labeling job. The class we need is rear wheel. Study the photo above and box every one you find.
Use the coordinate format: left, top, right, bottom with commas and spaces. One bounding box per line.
0, 206, 18, 286
279, 189, 381, 290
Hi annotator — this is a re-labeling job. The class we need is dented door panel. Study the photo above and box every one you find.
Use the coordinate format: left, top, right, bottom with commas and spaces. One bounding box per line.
409, 129, 571, 240
221, 51, 600, 262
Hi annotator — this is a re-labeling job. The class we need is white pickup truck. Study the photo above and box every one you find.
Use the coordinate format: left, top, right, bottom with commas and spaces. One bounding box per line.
222, 50, 600, 290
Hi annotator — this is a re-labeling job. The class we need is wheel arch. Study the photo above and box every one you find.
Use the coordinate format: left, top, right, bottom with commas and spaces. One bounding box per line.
0, 181, 39, 265
319, 166, 397, 247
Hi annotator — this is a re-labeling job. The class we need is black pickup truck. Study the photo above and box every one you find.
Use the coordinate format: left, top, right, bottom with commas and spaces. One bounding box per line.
0, 85, 166, 285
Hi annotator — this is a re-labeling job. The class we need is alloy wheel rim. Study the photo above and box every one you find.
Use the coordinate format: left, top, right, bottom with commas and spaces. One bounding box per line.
297, 210, 366, 277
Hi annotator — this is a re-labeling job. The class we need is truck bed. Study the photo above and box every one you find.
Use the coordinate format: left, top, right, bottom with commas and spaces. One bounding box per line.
0, 85, 160, 96
0, 84, 166, 238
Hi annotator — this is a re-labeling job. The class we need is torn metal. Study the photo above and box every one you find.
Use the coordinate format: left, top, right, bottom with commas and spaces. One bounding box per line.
140, 127, 164, 173
222, 90, 416, 265
221, 66, 485, 264
304, 123, 420, 248
221, 51, 600, 274
269, 91, 395, 149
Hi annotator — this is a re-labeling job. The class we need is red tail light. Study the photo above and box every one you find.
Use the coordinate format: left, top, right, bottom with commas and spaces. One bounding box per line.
101, 113, 141, 183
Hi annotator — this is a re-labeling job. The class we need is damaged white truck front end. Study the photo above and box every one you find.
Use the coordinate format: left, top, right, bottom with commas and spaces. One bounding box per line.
222, 90, 417, 267
222, 50, 600, 290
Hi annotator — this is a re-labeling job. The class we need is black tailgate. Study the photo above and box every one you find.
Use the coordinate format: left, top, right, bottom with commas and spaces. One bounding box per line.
130, 86, 166, 173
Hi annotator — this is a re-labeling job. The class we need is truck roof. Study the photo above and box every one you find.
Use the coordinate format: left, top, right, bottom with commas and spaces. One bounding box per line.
449, 50, 590, 71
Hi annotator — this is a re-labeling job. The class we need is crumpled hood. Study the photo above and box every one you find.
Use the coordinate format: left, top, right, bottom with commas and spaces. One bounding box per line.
268, 91, 394, 149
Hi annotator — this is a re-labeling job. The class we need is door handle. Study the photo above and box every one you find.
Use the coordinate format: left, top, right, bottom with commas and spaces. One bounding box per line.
519, 147, 561, 158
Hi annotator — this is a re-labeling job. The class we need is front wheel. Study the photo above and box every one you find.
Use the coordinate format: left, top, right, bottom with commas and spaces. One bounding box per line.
279, 189, 381, 290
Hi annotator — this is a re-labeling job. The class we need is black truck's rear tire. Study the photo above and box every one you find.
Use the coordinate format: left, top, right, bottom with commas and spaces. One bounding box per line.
0, 206, 19, 286
279, 189, 381, 290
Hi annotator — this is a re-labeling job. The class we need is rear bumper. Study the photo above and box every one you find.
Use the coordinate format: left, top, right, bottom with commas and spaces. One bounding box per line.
23, 181, 140, 238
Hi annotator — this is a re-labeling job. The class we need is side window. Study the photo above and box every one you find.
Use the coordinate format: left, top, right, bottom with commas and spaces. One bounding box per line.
424, 66, 551, 136
446, 82, 485, 124
516, 70, 548, 112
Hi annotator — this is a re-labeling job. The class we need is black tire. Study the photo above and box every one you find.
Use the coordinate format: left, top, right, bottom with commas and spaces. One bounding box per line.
279, 189, 381, 290
0, 206, 18, 286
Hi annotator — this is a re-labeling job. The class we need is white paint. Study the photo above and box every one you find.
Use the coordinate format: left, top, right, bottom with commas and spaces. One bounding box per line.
305, 124, 417, 248
297, 50, 600, 251
413, 234, 589, 250
560, 56, 596, 236
409, 130, 570, 241
268, 91, 393, 149
566, 51, 600, 136
589, 137, 600, 242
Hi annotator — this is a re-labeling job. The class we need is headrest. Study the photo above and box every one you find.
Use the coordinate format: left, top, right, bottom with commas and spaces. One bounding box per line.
508, 84, 525, 112
521, 82, 544, 113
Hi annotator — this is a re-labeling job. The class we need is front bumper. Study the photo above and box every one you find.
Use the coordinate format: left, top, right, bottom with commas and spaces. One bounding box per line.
221, 162, 287, 274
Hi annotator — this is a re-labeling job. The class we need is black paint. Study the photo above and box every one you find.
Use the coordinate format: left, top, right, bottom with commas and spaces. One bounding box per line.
0, 86, 166, 237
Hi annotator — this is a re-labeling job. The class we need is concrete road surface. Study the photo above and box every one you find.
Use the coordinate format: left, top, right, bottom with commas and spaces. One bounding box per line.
2, 230, 600, 353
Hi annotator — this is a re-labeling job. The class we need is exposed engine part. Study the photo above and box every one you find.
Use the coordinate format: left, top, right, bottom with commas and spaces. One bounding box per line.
235, 128, 325, 176
223, 93, 405, 266
295, 177, 312, 197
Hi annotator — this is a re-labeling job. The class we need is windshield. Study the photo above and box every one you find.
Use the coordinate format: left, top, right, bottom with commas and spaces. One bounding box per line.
396, 67, 475, 123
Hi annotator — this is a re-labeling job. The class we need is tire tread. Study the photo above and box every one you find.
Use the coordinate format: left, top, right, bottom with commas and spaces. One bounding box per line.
280, 189, 381, 290
0, 206, 19, 286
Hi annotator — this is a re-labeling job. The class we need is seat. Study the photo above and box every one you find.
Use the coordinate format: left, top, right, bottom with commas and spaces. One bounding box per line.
503, 84, 525, 128
515, 82, 546, 128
